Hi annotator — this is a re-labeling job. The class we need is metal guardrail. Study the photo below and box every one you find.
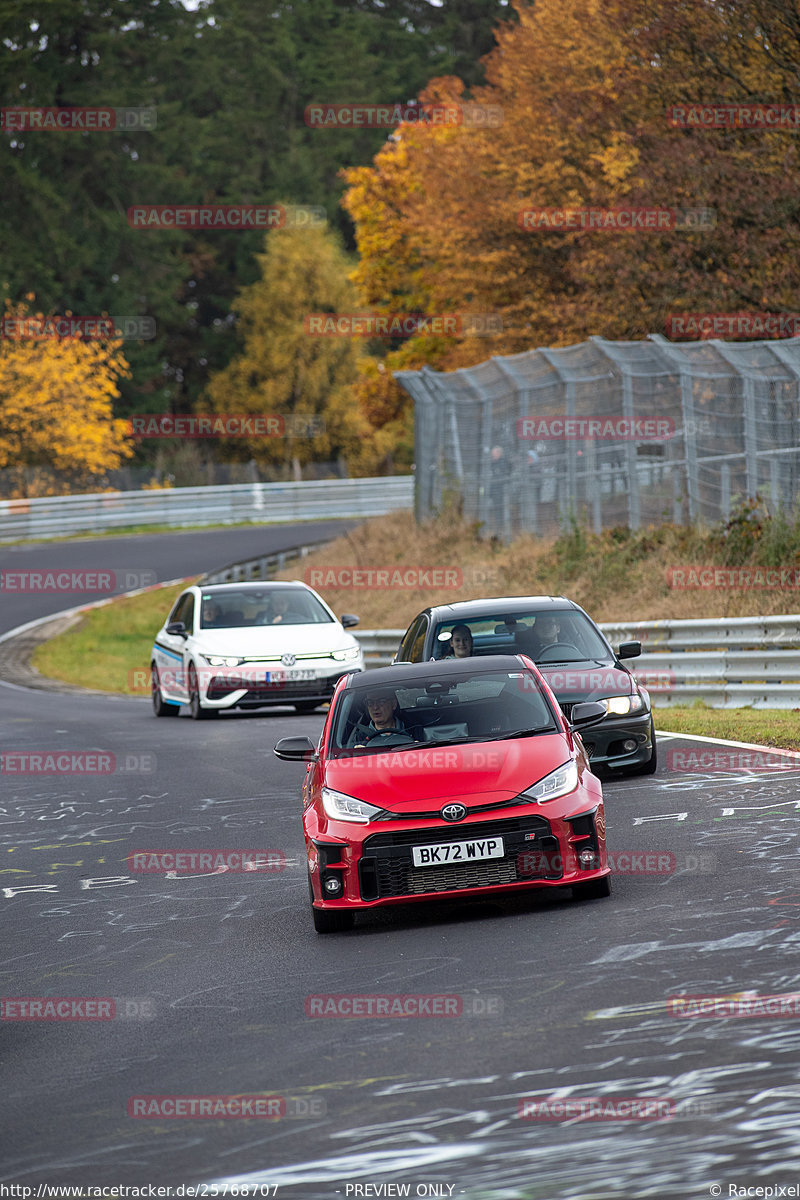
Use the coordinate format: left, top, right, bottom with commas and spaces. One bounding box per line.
354, 617, 800, 708
0, 476, 414, 542
199, 539, 335, 585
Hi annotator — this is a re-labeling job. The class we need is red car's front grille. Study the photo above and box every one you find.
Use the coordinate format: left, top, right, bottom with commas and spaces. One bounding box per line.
359, 815, 562, 900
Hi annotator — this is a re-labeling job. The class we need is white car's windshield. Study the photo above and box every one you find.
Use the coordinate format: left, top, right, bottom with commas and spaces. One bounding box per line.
330, 668, 557, 757
199, 588, 334, 629
432, 609, 610, 664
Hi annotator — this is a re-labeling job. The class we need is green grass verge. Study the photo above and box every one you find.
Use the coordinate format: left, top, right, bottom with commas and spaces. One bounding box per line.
31, 580, 193, 695
654, 703, 800, 750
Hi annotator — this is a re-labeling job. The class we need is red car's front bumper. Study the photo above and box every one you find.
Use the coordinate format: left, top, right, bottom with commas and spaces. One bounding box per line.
305, 800, 608, 911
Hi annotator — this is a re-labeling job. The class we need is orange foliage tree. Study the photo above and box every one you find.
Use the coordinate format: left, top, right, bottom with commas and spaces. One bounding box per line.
343, 0, 800, 453
0, 300, 133, 494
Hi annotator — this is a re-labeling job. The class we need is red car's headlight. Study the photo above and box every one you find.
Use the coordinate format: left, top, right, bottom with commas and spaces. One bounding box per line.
518, 759, 579, 804
321, 787, 383, 824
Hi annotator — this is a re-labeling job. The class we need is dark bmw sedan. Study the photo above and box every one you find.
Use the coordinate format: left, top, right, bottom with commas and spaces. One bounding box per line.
394, 596, 656, 776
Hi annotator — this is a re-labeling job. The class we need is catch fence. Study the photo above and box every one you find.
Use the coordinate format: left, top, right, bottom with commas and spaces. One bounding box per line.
395, 335, 800, 538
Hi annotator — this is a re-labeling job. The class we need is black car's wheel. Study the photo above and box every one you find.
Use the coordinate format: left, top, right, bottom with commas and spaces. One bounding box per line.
294, 701, 322, 714
151, 664, 180, 718
188, 662, 216, 720
627, 721, 658, 776
573, 874, 612, 901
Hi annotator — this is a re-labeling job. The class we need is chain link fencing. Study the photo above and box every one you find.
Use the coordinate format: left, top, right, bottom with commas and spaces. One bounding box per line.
395, 335, 800, 538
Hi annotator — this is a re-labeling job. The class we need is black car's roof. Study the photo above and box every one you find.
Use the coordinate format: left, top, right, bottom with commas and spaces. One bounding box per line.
422, 596, 579, 620
342, 654, 533, 691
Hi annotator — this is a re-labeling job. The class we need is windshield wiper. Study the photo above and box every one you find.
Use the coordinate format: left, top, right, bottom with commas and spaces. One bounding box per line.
488, 726, 556, 740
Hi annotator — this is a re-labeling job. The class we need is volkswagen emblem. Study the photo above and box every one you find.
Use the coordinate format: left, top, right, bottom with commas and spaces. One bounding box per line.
281, 653, 296, 667
441, 803, 467, 822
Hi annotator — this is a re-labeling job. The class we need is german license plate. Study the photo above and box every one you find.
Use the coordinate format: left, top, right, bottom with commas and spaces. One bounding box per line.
265, 669, 316, 682
412, 836, 504, 867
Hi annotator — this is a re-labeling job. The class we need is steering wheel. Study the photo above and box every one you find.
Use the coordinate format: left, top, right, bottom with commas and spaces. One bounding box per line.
536, 642, 584, 661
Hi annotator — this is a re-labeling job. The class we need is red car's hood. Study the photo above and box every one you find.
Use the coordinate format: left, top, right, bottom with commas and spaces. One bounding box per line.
539, 662, 633, 702
324, 734, 571, 811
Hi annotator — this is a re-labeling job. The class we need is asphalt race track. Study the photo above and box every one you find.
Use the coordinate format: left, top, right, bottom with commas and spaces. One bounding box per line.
2, 528, 799, 1198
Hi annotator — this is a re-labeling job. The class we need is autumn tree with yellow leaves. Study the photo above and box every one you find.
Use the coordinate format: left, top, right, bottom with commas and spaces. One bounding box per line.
205, 222, 373, 477
0, 302, 133, 495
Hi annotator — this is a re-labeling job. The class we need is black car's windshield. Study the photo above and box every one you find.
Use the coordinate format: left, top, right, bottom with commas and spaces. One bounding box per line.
431, 609, 611, 664
330, 668, 557, 757
200, 588, 334, 629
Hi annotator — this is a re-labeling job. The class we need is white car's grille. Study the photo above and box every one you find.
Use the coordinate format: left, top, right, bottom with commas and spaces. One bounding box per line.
239, 652, 336, 663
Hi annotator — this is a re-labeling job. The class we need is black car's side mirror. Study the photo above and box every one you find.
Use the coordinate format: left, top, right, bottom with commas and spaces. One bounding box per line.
274, 736, 318, 762
340, 614, 360, 629
569, 701, 607, 728
617, 641, 641, 660
166, 621, 187, 637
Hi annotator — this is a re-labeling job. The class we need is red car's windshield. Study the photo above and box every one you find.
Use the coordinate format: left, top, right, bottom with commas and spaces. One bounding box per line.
330, 668, 558, 757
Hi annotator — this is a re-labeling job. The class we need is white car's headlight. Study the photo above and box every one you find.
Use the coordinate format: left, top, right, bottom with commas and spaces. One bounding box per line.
518, 760, 579, 804
331, 646, 361, 662
321, 787, 382, 824
202, 655, 243, 667
603, 694, 645, 715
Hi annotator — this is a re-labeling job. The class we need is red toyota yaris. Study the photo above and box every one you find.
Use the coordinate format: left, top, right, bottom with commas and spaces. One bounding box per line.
274, 654, 611, 933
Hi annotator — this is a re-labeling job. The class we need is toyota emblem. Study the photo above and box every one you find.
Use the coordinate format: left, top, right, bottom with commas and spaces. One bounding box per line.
441, 803, 467, 822
281, 653, 296, 667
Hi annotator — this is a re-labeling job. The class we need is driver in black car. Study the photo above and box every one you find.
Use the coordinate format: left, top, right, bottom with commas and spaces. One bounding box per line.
347, 688, 410, 747
534, 615, 561, 650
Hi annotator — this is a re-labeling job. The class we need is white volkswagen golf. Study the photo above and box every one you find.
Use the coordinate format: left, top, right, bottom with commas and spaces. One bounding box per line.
151, 581, 363, 719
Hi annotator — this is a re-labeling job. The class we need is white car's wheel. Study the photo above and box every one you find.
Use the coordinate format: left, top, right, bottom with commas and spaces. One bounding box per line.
151, 664, 180, 718
188, 661, 217, 720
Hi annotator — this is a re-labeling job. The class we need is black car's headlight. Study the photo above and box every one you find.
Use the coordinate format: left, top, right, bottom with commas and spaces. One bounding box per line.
518, 760, 579, 804
602, 694, 645, 715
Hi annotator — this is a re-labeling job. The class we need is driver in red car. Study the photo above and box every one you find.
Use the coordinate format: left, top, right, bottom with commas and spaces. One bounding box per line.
347, 689, 410, 747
